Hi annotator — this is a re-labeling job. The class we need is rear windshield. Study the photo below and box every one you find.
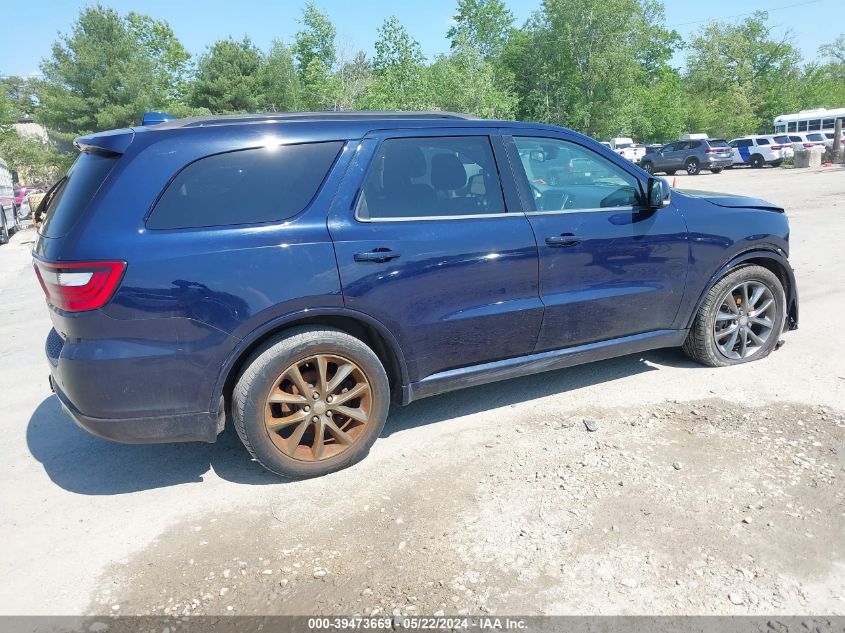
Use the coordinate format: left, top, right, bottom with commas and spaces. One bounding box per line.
708, 140, 729, 148
773, 135, 790, 144
39, 152, 118, 238
147, 142, 342, 230
807, 133, 825, 142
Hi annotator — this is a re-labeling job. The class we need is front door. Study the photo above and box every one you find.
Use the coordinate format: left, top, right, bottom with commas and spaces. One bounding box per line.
328, 130, 543, 382
504, 132, 689, 352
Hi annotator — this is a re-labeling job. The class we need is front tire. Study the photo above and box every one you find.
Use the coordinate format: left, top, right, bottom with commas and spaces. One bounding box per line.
750, 154, 764, 168
683, 265, 785, 367
232, 326, 390, 479
641, 161, 654, 174
0, 208, 9, 245
685, 158, 701, 175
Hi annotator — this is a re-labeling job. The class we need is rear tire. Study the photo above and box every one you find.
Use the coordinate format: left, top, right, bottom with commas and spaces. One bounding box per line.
685, 158, 701, 175
750, 154, 765, 168
710, 167, 723, 174
641, 161, 654, 174
683, 265, 785, 367
666, 170, 677, 176
232, 326, 390, 479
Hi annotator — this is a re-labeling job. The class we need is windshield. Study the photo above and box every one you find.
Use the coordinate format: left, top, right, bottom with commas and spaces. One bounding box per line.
709, 140, 729, 148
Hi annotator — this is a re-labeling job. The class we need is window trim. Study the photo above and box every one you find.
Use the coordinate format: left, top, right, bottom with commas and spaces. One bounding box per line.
144, 140, 345, 231
352, 134, 510, 223
503, 132, 646, 214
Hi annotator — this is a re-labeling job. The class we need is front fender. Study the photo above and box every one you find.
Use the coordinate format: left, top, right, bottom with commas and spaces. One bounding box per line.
684, 247, 798, 331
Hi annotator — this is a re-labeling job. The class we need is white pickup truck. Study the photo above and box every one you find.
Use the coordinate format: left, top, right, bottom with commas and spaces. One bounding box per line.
608, 137, 646, 164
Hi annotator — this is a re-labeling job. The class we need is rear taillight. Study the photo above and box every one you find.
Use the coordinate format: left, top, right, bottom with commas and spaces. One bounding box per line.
33, 260, 126, 312
705, 148, 722, 153
771, 145, 783, 150
803, 143, 814, 148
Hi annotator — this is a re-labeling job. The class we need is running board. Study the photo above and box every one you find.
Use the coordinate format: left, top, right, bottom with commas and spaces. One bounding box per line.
403, 329, 687, 404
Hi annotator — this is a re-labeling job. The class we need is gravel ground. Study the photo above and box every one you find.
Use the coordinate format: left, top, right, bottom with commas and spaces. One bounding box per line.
1, 165, 843, 616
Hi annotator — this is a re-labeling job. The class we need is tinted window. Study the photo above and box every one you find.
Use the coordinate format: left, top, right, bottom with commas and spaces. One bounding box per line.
709, 140, 729, 148
40, 152, 118, 238
512, 137, 641, 212
755, 138, 770, 145
356, 136, 505, 220
147, 142, 342, 230
735, 139, 753, 148
788, 135, 802, 142
689, 141, 702, 149
773, 135, 790, 144
807, 133, 825, 141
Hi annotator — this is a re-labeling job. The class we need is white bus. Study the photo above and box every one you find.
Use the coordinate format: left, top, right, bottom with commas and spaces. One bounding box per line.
774, 107, 845, 134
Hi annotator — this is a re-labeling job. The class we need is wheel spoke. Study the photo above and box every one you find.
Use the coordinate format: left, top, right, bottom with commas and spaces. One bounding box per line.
716, 324, 739, 339
267, 409, 308, 432
326, 363, 355, 394
331, 382, 369, 406
750, 315, 773, 328
325, 419, 354, 445
312, 420, 326, 460
284, 419, 311, 455
741, 283, 750, 312
739, 327, 748, 356
287, 363, 311, 397
747, 328, 765, 346
316, 355, 328, 396
723, 327, 740, 356
716, 311, 737, 321
334, 405, 369, 423
749, 284, 765, 309
752, 298, 773, 316
268, 391, 308, 405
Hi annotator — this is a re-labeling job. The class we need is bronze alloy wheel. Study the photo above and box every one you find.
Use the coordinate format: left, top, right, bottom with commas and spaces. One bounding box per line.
264, 354, 373, 461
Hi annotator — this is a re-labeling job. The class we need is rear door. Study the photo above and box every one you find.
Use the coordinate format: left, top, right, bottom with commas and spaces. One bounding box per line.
503, 130, 689, 352
328, 129, 543, 382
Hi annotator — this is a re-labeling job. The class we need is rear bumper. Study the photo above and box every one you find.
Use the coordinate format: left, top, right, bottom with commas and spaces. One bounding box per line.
49, 374, 219, 443
703, 159, 732, 168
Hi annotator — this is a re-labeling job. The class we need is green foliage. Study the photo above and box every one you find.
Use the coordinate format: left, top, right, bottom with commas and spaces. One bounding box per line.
364, 17, 429, 110
447, 0, 514, 58
0, 131, 69, 183
14, 1, 845, 185
190, 37, 265, 113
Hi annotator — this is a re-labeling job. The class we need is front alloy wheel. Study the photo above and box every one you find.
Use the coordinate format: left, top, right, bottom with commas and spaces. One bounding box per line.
712, 281, 776, 360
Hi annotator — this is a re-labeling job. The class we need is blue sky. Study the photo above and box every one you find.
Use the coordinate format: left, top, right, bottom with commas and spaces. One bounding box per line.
1, 0, 841, 77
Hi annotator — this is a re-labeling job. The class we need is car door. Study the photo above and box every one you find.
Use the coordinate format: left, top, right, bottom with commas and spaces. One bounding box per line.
327, 129, 543, 383
503, 131, 689, 352
651, 143, 673, 171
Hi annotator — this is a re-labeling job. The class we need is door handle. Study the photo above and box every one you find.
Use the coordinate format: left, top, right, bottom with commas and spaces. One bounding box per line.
545, 234, 581, 248
353, 248, 401, 263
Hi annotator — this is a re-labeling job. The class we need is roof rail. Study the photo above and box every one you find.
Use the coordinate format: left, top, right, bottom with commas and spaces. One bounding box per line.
161, 110, 477, 128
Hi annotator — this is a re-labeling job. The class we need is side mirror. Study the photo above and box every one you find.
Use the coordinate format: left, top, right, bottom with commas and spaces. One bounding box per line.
647, 176, 671, 209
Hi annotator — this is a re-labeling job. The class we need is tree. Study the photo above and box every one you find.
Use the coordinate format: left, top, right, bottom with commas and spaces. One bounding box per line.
38, 6, 190, 134
262, 40, 300, 111
364, 16, 429, 109
428, 34, 516, 118
0, 77, 39, 118
190, 37, 265, 113
292, 4, 339, 110
447, 0, 514, 59
685, 12, 802, 136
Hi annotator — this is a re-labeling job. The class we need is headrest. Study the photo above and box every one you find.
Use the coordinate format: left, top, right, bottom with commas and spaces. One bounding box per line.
431, 153, 467, 190
382, 142, 427, 185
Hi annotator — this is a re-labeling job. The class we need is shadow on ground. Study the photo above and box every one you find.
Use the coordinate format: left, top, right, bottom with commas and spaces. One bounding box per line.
26, 347, 697, 496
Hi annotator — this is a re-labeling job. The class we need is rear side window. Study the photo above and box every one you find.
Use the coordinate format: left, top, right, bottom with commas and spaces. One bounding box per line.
773, 135, 790, 144
755, 138, 770, 145
807, 133, 825, 142
147, 142, 342, 230
735, 139, 753, 148
39, 152, 118, 238
356, 136, 505, 220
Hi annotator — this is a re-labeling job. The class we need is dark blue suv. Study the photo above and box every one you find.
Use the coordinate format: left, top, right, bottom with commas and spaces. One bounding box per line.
34, 111, 798, 478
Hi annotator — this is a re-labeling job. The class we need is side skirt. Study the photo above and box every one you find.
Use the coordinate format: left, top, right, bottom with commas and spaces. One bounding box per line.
403, 329, 688, 404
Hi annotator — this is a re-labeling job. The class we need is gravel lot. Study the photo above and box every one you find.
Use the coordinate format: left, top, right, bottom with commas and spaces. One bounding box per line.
1, 165, 843, 616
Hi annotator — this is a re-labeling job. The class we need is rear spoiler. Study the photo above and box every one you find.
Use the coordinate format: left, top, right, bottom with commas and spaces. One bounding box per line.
74, 128, 134, 156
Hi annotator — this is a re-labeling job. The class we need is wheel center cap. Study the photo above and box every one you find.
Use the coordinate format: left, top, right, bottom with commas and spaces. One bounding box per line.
739, 316, 749, 327
312, 401, 327, 415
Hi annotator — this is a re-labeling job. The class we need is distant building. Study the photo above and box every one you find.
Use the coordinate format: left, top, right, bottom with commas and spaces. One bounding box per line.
13, 117, 49, 142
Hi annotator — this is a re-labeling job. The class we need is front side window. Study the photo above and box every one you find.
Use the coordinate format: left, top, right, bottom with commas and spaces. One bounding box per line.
147, 142, 342, 230
356, 136, 505, 220
512, 137, 641, 212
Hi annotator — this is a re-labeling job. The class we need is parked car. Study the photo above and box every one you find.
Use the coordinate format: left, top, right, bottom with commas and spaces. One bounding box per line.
822, 131, 845, 149
640, 138, 733, 175
608, 137, 646, 163
785, 132, 827, 150
1, 159, 21, 244
34, 111, 799, 478
728, 135, 793, 168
